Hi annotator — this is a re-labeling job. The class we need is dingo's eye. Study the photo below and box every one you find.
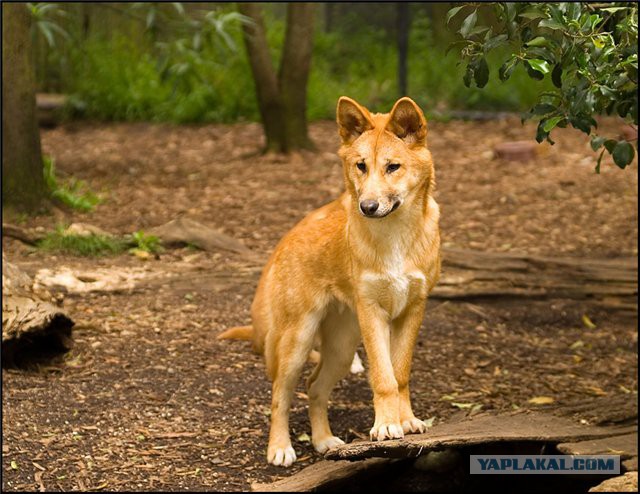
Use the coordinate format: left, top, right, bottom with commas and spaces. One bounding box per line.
356, 162, 367, 173
386, 163, 401, 173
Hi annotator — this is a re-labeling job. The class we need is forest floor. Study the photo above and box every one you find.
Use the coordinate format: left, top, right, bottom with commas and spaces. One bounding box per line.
2, 117, 638, 491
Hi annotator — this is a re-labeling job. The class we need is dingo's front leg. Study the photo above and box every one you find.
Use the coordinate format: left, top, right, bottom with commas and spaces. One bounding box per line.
357, 301, 404, 441
392, 297, 429, 435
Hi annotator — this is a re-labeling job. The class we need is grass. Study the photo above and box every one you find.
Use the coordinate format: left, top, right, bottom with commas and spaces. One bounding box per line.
37, 227, 163, 257
43, 155, 102, 212
38, 227, 127, 257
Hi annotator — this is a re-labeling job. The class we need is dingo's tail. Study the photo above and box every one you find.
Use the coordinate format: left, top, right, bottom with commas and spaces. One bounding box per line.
217, 325, 253, 341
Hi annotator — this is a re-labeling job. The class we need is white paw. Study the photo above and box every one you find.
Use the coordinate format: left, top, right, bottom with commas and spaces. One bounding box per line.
313, 435, 345, 454
370, 423, 404, 441
268, 445, 297, 467
402, 417, 429, 434
350, 352, 365, 374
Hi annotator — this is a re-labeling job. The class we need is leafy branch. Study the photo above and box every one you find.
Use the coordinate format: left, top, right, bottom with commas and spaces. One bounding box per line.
448, 2, 638, 172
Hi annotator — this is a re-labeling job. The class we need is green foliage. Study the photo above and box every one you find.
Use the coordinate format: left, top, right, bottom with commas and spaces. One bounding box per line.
448, 2, 638, 171
128, 230, 163, 254
38, 226, 127, 257
37, 227, 163, 257
43, 156, 101, 212
38, 4, 549, 124
28, 2, 69, 47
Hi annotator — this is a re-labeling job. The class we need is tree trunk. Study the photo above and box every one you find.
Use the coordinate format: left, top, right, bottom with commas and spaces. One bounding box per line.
239, 3, 315, 153
279, 3, 315, 151
2, 3, 47, 212
396, 3, 410, 97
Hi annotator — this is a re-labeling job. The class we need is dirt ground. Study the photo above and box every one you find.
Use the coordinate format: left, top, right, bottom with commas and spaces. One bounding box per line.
2, 116, 638, 491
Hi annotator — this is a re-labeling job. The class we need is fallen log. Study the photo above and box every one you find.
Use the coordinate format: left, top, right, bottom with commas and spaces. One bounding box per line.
434, 248, 637, 308
325, 412, 636, 461
256, 411, 637, 492
2, 254, 74, 367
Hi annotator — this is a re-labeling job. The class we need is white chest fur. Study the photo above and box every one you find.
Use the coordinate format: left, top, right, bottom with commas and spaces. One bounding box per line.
359, 245, 426, 319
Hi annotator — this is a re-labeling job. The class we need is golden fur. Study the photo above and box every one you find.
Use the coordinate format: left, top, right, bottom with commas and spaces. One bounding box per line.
219, 96, 441, 466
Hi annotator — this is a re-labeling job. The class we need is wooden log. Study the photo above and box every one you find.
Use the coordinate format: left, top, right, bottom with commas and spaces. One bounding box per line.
557, 432, 637, 460
148, 217, 259, 260
2, 254, 74, 367
325, 412, 637, 461
432, 248, 637, 308
36, 93, 67, 128
250, 458, 390, 492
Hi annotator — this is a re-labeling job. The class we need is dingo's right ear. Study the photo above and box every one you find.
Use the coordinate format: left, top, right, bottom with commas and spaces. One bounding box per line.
336, 97, 374, 144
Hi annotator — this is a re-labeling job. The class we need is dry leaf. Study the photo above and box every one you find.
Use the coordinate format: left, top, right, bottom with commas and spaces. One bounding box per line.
570, 340, 584, 350
582, 314, 596, 329
451, 402, 476, 409
528, 396, 554, 405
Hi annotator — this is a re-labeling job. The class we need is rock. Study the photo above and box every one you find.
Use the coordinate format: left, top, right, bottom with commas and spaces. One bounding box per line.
589, 472, 638, 492
494, 141, 538, 162
64, 223, 112, 237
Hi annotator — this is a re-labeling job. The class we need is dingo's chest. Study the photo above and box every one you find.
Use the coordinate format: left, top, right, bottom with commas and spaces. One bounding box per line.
359, 268, 427, 319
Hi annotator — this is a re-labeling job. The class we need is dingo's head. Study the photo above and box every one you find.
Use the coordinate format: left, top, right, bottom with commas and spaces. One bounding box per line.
337, 96, 433, 219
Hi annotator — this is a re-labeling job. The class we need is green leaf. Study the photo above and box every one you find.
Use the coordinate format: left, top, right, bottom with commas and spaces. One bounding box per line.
459, 10, 478, 38
474, 57, 490, 88
484, 34, 508, 52
526, 59, 551, 74
552, 64, 562, 88
446, 6, 465, 25
539, 18, 564, 30
612, 141, 635, 169
590, 136, 606, 151
518, 7, 546, 20
604, 139, 618, 153
463, 63, 473, 88
499, 57, 519, 81
467, 26, 490, 37
570, 116, 596, 135
543, 116, 564, 132
526, 36, 548, 47
599, 7, 629, 13
531, 103, 556, 115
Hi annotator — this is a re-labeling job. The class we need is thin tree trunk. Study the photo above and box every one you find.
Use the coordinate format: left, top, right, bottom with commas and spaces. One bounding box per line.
239, 3, 286, 153
239, 2, 315, 153
279, 3, 315, 151
2, 3, 47, 212
324, 3, 335, 33
396, 3, 410, 97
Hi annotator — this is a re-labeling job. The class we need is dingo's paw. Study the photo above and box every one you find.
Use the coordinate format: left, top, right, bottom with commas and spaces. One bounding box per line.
267, 445, 296, 467
402, 417, 429, 434
370, 423, 404, 441
313, 435, 345, 454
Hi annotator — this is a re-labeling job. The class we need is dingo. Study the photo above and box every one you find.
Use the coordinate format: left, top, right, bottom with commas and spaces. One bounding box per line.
218, 96, 441, 467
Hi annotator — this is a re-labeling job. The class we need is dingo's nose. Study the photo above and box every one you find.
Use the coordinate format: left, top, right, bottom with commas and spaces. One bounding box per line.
360, 200, 379, 216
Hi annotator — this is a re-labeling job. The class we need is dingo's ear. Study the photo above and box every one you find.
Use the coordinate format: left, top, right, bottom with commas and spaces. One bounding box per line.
337, 97, 374, 144
386, 97, 427, 147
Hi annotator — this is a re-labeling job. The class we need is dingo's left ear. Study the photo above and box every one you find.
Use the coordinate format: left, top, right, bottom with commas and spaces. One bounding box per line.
337, 97, 374, 144
386, 97, 427, 147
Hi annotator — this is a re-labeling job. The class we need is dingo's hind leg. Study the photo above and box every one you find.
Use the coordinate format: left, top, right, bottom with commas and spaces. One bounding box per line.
266, 311, 321, 467
307, 306, 360, 454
